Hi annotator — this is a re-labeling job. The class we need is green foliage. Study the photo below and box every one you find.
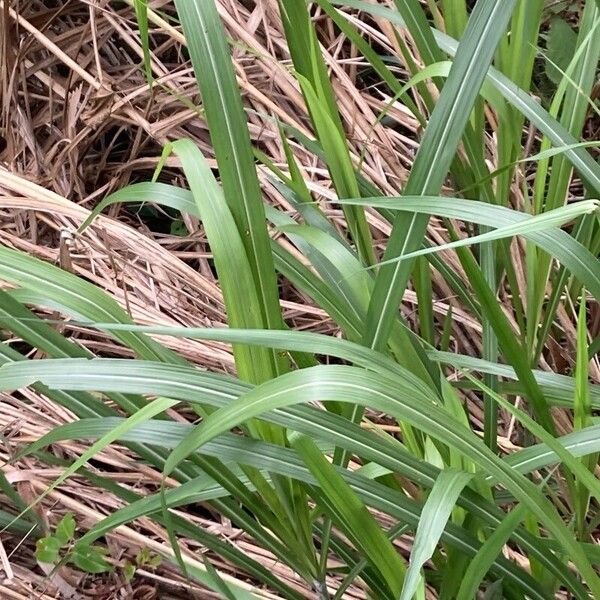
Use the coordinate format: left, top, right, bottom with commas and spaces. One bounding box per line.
123, 547, 162, 583
2, 0, 600, 598
169, 218, 187, 236
545, 18, 579, 85
400, 469, 472, 600
35, 513, 112, 575
70, 545, 112, 574
54, 512, 76, 545
35, 536, 62, 564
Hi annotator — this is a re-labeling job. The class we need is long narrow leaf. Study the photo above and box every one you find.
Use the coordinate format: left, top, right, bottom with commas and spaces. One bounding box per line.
334, 0, 600, 194
174, 0, 283, 342
292, 433, 405, 597
365, 0, 518, 350
401, 469, 472, 600
2, 357, 589, 596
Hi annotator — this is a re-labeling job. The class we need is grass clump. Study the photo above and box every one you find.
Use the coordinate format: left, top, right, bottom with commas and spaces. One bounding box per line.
0, 0, 598, 598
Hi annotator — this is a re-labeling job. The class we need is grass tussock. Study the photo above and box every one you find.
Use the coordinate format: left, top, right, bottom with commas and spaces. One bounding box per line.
0, 0, 599, 598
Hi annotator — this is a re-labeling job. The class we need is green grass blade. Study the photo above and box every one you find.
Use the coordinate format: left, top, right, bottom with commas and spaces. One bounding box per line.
440, 0, 467, 38
278, 223, 371, 319
4, 356, 591, 596
429, 349, 600, 408
391, 0, 445, 67
278, 0, 374, 265
174, 0, 283, 341
155, 364, 599, 593
573, 293, 596, 537
0, 289, 176, 420
133, 0, 152, 85
23, 415, 552, 598
313, 0, 425, 125
401, 469, 472, 600
331, 523, 410, 600
574, 295, 592, 431
365, 0, 518, 350
168, 139, 280, 384
504, 424, 600, 475
335, 0, 600, 194
457, 504, 527, 600
273, 244, 363, 339
0, 331, 204, 489
291, 433, 405, 598
202, 556, 238, 600
79, 180, 363, 341
540, 2, 600, 213
78, 463, 305, 600
338, 196, 600, 301
4, 396, 178, 529
465, 373, 600, 506
0, 246, 178, 363
18, 319, 600, 410
453, 242, 556, 433
370, 200, 598, 264
78, 181, 435, 384
24, 411, 600, 504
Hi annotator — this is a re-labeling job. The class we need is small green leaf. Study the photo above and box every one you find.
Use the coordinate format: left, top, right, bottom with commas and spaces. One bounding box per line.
147, 554, 162, 568
133, 0, 153, 86
545, 18, 578, 85
483, 579, 504, 600
123, 561, 136, 582
136, 547, 150, 565
55, 513, 76, 546
35, 536, 61, 564
136, 547, 161, 568
169, 219, 187, 236
70, 545, 113, 574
